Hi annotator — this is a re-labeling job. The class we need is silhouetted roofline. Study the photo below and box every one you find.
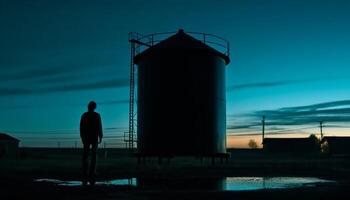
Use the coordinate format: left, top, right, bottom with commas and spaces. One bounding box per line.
263, 137, 314, 141
321, 136, 350, 143
323, 136, 350, 138
0, 133, 20, 141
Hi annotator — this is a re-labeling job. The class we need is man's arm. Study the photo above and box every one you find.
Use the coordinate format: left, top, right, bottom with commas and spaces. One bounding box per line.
80, 115, 86, 144
98, 114, 103, 143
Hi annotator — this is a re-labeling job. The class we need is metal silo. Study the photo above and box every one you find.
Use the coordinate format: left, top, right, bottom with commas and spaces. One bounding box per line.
130, 29, 230, 157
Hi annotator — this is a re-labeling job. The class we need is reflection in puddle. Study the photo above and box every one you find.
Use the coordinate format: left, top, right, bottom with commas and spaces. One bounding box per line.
225, 177, 333, 191
34, 177, 334, 191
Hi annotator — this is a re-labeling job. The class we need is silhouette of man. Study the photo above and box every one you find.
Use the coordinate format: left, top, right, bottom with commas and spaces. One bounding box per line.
80, 101, 103, 186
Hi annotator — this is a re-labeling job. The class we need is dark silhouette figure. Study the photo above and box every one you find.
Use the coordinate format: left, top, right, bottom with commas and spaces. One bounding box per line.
80, 101, 103, 186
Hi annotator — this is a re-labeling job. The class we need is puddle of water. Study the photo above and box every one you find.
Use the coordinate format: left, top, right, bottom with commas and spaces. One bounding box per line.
34, 178, 137, 187
34, 177, 334, 191
225, 177, 333, 191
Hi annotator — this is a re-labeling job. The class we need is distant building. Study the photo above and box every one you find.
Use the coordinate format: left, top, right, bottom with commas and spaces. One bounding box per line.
321, 136, 350, 155
0, 133, 20, 158
263, 137, 320, 154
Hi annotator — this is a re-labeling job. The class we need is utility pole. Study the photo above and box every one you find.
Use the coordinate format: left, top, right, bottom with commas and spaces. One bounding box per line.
319, 121, 324, 139
262, 115, 265, 145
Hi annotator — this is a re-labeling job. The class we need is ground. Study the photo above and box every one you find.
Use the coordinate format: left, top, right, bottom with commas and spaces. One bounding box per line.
0, 148, 350, 199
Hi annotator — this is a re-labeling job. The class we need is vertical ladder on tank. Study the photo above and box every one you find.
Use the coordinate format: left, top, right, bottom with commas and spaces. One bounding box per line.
128, 36, 136, 152
128, 32, 152, 152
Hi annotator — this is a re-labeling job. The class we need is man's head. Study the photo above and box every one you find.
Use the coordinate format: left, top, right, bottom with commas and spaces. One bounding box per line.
88, 101, 97, 111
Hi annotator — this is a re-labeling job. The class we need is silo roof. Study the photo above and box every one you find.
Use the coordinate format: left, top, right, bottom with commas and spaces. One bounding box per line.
134, 29, 230, 65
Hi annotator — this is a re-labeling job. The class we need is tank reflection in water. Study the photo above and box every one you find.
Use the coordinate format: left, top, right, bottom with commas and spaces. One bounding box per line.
34, 177, 334, 190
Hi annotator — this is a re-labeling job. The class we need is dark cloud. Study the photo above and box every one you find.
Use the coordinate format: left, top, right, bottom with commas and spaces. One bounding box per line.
0, 66, 72, 82
252, 100, 350, 126
0, 88, 32, 95
98, 100, 129, 105
0, 79, 129, 96
228, 131, 308, 137
0, 62, 121, 87
228, 99, 350, 136
3, 98, 129, 110
30, 74, 78, 84
227, 124, 260, 130
47, 79, 129, 92
227, 80, 295, 91
226, 77, 343, 92
280, 100, 350, 111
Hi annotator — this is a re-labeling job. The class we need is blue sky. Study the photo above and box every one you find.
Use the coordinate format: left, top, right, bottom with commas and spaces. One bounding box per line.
1, 0, 350, 147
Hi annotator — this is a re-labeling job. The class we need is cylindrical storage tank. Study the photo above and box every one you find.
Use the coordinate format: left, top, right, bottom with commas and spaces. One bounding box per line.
134, 29, 230, 156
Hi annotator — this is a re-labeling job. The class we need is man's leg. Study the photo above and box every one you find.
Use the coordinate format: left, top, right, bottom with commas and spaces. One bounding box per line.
89, 142, 98, 185
82, 143, 90, 185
